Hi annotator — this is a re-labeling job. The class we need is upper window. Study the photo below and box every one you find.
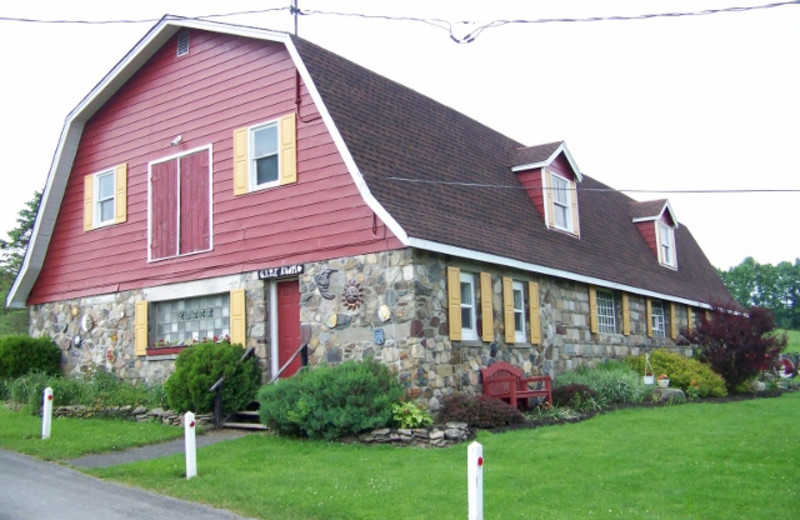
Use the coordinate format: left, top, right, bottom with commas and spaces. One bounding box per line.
233, 113, 297, 195
149, 148, 212, 261
658, 223, 677, 268
84, 164, 127, 231
546, 170, 579, 235
512, 281, 526, 342
95, 170, 116, 226
596, 290, 616, 334
651, 301, 666, 338
252, 121, 279, 188
460, 272, 478, 341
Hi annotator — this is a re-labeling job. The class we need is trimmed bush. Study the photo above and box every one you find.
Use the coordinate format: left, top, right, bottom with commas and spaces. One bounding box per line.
625, 350, 727, 398
438, 393, 525, 428
164, 342, 260, 414
0, 335, 60, 379
555, 361, 651, 404
257, 360, 403, 440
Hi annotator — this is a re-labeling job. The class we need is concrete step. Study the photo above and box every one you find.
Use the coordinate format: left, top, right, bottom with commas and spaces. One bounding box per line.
222, 421, 268, 431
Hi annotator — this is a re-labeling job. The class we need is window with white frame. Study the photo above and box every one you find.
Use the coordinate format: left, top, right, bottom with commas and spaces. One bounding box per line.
596, 290, 617, 333
659, 223, 676, 268
153, 293, 230, 347
551, 174, 572, 230
651, 301, 666, 338
251, 121, 279, 189
512, 281, 526, 342
460, 272, 478, 341
94, 169, 116, 226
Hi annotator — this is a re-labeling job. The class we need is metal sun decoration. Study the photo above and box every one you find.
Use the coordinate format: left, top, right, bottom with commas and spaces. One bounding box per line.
341, 279, 364, 310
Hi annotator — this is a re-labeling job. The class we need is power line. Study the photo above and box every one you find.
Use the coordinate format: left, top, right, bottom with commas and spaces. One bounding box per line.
386, 177, 800, 194
0, 7, 289, 25
297, 1, 799, 43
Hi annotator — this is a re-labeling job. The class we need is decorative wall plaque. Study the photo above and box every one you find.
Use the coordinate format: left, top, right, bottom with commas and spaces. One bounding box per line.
341, 279, 363, 310
315, 268, 338, 300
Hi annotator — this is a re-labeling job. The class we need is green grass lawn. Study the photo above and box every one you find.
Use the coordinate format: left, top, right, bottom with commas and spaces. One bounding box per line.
783, 329, 800, 353
73, 393, 800, 520
0, 404, 184, 460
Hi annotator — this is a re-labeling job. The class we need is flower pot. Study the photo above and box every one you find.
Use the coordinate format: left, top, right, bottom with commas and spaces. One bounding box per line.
657, 379, 670, 388
643, 375, 655, 385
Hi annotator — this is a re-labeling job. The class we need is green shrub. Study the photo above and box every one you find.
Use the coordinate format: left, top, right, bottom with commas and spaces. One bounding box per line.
555, 361, 651, 404
257, 360, 403, 440
551, 383, 599, 410
0, 335, 61, 379
624, 350, 727, 398
438, 393, 525, 428
164, 342, 260, 414
392, 401, 433, 428
6, 372, 86, 414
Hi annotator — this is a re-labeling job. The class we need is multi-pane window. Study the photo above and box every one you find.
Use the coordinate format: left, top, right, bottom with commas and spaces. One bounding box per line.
512, 281, 526, 342
659, 223, 676, 267
460, 272, 478, 340
596, 290, 616, 333
551, 174, 571, 230
153, 293, 230, 347
252, 121, 279, 188
95, 170, 115, 226
651, 301, 666, 338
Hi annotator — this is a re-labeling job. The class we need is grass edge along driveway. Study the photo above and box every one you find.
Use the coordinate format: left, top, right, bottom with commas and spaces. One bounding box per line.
47, 393, 800, 520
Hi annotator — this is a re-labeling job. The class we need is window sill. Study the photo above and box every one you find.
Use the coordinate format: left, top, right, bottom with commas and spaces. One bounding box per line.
146, 346, 187, 356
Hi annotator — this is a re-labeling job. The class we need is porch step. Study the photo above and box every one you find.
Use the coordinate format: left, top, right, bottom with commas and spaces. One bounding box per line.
222, 421, 268, 431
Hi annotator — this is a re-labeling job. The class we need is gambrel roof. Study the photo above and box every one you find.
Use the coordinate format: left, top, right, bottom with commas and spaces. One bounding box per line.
8, 16, 733, 309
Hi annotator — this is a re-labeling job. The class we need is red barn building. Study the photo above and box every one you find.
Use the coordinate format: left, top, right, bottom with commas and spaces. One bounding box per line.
8, 17, 733, 408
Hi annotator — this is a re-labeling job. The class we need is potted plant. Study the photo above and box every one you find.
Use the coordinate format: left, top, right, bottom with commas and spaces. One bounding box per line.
643, 353, 655, 385
657, 373, 670, 388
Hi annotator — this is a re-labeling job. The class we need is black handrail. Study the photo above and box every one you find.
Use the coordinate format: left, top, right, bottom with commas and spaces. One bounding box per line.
209, 346, 256, 428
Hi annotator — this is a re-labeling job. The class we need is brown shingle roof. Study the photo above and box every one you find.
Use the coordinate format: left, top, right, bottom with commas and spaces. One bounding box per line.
293, 36, 733, 307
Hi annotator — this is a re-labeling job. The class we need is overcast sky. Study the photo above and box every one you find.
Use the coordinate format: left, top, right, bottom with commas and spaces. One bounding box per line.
1, 0, 797, 270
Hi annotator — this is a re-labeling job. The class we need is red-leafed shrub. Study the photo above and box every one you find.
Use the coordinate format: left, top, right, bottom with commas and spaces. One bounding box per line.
683, 306, 786, 392
438, 393, 524, 428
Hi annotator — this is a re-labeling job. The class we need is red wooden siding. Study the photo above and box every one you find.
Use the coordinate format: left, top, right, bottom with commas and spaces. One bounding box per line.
515, 168, 544, 217
635, 221, 658, 256
27, 30, 402, 304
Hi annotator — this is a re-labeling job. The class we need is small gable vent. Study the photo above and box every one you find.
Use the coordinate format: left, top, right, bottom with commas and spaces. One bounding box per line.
177, 31, 190, 57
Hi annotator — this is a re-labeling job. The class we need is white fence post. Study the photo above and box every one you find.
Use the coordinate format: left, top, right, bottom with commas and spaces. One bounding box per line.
468, 441, 484, 520
41, 387, 53, 439
184, 412, 197, 480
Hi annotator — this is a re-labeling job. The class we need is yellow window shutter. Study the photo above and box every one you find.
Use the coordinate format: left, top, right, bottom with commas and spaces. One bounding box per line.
480, 272, 493, 342
233, 127, 248, 196
670, 303, 678, 340
570, 181, 579, 235
279, 112, 297, 185
687, 306, 694, 333
528, 281, 541, 345
622, 293, 631, 336
588, 286, 598, 334
646, 298, 653, 338
114, 163, 127, 224
502, 276, 514, 344
544, 171, 555, 228
230, 289, 246, 347
84, 175, 94, 231
447, 266, 462, 341
134, 301, 148, 356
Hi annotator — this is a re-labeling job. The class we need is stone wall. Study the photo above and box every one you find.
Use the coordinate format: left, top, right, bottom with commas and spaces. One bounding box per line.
28, 247, 695, 412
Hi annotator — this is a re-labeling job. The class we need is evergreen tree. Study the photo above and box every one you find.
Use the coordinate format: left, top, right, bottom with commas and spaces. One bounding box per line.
0, 191, 41, 334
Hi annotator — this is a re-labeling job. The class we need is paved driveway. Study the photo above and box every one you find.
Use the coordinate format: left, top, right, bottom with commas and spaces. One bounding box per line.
0, 449, 255, 520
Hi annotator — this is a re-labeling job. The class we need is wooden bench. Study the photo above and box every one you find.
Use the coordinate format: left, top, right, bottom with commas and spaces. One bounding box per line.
480, 361, 552, 409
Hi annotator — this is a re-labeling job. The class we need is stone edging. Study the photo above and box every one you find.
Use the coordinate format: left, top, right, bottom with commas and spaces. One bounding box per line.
357, 422, 472, 447
52, 405, 213, 428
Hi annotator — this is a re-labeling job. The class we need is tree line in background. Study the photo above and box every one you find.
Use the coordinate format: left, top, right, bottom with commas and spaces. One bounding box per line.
0, 192, 798, 335
718, 257, 800, 331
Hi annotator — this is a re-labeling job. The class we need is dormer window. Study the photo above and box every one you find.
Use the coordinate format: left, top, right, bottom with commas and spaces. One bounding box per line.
546, 170, 579, 235
658, 222, 676, 268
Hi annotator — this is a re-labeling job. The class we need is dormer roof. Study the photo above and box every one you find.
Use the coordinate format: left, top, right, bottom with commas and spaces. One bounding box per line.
632, 199, 679, 229
510, 141, 583, 182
